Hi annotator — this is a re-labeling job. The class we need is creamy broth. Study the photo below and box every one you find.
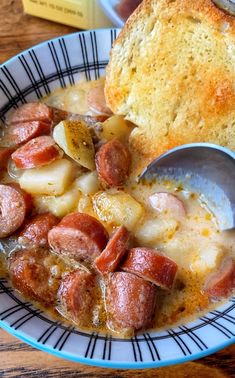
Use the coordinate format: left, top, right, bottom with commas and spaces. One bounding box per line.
0, 78, 234, 336
44, 79, 235, 329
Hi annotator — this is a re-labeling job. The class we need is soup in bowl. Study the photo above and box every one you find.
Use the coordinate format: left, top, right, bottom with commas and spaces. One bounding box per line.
0, 29, 234, 368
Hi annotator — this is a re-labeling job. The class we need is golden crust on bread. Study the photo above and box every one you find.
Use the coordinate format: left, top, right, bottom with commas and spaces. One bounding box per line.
105, 0, 235, 157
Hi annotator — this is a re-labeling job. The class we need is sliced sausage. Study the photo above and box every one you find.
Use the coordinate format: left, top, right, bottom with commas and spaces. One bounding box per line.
116, 0, 142, 20
7, 183, 33, 214
106, 271, 156, 334
7, 103, 53, 125
11, 136, 61, 169
57, 270, 96, 325
51, 108, 70, 125
203, 257, 235, 300
48, 212, 109, 262
122, 247, 178, 290
5, 120, 51, 146
149, 192, 186, 218
95, 139, 130, 187
0, 184, 31, 238
87, 84, 112, 116
19, 213, 59, 247
0, 147, 15, 170
95, 226, 130, 274
9, 249, 56, 305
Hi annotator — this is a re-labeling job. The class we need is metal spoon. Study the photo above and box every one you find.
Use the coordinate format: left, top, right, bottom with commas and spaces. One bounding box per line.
140, 143, 235, 231
213, 0, 235, 16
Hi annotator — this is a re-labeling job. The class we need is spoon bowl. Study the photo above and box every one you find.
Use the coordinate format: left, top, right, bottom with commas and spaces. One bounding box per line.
213, 0, 235, 16
140, 143, 235, 231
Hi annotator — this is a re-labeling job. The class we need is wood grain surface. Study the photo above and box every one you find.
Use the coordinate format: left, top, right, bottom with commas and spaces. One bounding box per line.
0, 1, 234, 377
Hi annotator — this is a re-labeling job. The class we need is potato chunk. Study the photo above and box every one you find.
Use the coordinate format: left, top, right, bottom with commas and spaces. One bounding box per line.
77, 195, 96, 218
53, 120, 95, 170
190, 244, 225, 274
98, 115, 132, 142
76, 171, 99, 195
93, 191, 143, 230
164, 234, 197, 269
135, 218, 179, 246
19, 159, 74, 195
34, 179, 81, 217
165, 235, 225, 273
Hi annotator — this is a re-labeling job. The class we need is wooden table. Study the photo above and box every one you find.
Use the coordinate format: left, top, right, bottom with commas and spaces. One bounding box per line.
0, 1, 234, 376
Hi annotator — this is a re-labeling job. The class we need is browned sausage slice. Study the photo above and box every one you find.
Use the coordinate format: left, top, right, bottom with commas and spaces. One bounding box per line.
7, 103, 107, 130
19, 213, 59, 247
7, 103, 53, 124
9, 249, 56, 305
87, 84, 112, 116
11, 136, 61, 169
149, 192, 186, 218
122, 247, 178, 290
5, 120, 51, 146
95, 139, 130, 187
95, 226, 130, 274
48, 212, 109, 262
202, 257, 235, 299
57, 270, 96, 325
51, 108, 70, 125
106, 271, 156, 334
0, 184, 30, 238
8, 183, 33, 214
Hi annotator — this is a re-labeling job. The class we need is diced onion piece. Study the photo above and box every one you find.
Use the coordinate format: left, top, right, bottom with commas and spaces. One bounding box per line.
19, 158, 74, 195
53, 120, 95, 170
93, 191, 143, 230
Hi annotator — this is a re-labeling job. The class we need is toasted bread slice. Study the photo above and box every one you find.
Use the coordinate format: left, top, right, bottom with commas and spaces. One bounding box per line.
105, 0, 235, 158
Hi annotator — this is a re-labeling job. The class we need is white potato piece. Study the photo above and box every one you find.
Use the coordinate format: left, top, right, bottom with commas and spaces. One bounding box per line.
19, 158, 74, 195
190, 244, 225, 274
93, 191, 143, 230
53, 120, 95, 170
135, 218, 179, 246
164, 233, 225, 273
76, 171, 99, 195
34, 179, 82, 217
77, 195, 96, 217
164, 235, 198, 269
98, 115, 132, 142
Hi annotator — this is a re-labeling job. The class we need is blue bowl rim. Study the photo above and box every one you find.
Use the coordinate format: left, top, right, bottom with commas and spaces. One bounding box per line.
1, 318, 234, 369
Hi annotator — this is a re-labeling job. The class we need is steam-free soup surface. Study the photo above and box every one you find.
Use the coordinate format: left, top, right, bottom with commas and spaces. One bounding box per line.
0, 78, 234, 337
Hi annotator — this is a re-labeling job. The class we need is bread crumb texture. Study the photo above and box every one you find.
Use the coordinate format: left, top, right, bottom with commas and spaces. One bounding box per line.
105, 0, 235, 157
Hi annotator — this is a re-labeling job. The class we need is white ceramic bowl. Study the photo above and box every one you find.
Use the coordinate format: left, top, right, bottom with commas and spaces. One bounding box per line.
0, 29, 234, 369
